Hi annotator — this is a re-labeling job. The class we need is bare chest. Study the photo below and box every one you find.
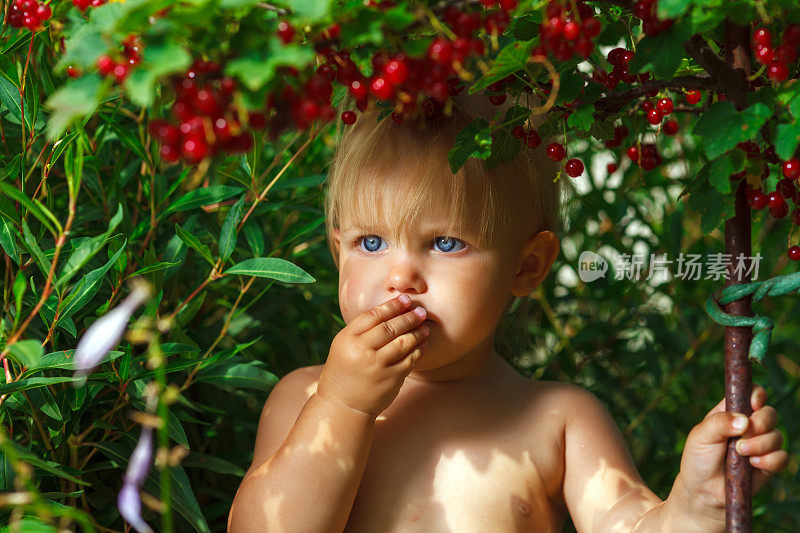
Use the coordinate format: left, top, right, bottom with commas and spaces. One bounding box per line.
342, 380, 567, 533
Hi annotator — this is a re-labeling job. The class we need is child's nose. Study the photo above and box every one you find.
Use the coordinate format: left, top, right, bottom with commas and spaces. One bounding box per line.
386, 262, 426, 294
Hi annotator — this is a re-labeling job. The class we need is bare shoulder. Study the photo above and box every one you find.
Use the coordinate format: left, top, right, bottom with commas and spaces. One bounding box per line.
244, 364, 324, 479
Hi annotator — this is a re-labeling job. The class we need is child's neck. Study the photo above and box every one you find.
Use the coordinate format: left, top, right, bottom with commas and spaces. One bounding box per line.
405, 338, 504, 386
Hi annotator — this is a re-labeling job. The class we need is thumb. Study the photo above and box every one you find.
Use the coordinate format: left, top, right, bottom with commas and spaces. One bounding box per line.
689, 411, 749, 447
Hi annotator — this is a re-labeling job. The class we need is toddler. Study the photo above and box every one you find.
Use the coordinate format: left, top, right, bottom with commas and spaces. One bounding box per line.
228, 94, 787, 533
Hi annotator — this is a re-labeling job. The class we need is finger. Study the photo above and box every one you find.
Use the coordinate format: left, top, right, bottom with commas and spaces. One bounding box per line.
742, 405, 778, 438
350, 294, 412, 336
751, 384, 767, 411
690, 412, 750, 446
363, 305, 427, 349
735, 429, 784, 456
390, 338, 428, 373
704, 397, 726, 420
379, 322, 430, 365
752, 450, 790, 495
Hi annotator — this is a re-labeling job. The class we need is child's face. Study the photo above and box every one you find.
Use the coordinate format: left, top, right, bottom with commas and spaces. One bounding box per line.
331, 180, 551, 381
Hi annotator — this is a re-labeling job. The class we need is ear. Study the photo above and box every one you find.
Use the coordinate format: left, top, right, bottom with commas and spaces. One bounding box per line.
510, 230, 560, 297
332, 227, 341, 254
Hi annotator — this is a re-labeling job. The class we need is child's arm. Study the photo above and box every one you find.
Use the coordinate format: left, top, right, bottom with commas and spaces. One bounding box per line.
561, 383, 787, 533
228, 294, 430, 533
227, 375, 377, 533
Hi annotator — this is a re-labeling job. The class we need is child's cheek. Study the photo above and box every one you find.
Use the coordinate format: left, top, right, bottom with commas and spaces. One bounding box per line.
338, 274, 371, 323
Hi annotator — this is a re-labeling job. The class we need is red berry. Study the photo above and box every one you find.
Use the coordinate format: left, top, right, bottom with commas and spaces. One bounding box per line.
341, 110, 357, 125
768, 191, 786, 209
574, 37, 594, 58
640, 155, 659, 170
607, 47, 627, 68
182, 135, 208, 163
97, 55, 115, 76
193, 88, 220, 115
36, 4, 51, 21
749, 189, 767, 210
212, 117, 231, 141
149, 120, 180, 145
581, 17, 601, 38
776, 43, 799, 64
656, 98, 673, 115
277, 20, 295, 44
512, 125, 525, 139
647, 108, 663, 125
782, 159, 800, 180
370, 76, 394, 100
525, 129, 542, 149
607, 163, 618, 174
563, 21, 580, 41
663, 119, 679, 136
348, 79, 368, 100
770, 201, 789, 218
685, 90, 701, 105
66, 65, 80, 78
755, 45, 774, 65
767, 62, 789, 82
383, 58, 408, 86
488, 93, 507, 105
627, 145, 640, 162
789, 245, 800, 261
565, 158, 584, 177
753, 28, 772, 48
499, 0, 517, 11
428, 38, 453, 65
546, 142, 566, 161
785, 24, 800, 46
112, 63, 129, 83
642, 100, 654, 112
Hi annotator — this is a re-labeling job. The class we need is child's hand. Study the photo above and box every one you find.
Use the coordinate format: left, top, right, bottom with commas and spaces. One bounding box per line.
316, 294, 430, 419
674, 384, 788, 516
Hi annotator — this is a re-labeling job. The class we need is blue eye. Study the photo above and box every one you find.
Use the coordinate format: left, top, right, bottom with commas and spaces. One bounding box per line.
433, 236, 465, 253
355, 235, 466, 253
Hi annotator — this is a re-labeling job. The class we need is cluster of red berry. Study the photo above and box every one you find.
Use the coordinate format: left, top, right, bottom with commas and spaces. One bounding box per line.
5, 0, 51, 32
149, 60, 262, 164
542, 142, 584, 177
592, 47, 653, 91
533, 0, 602, 61
633, 0, 674, 37
511, 124, 542, 150
626, 143, 662, 171
752, 25, 800, 82
71, 0, 106, 10
95, 35, 143, 84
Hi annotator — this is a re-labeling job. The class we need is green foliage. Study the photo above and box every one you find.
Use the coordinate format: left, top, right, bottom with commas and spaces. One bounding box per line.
1, 1, 799, 532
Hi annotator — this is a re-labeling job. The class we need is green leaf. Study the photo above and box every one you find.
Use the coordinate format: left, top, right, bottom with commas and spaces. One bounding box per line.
0, 72, 32, 130
628, 18, 694, 78
242, 219, 265, 257
590, 118, 615, 141
123, 40, 192, 108
175, 224, 215, 266
448, 118, 492, 173
567, 105, 594, 132
286, 0, 332, 22
224, 257, 315, 283
57, 240, 127, 325
658, 0, 694, 18
20, 219, 50, 279
775, 120, 800, 161
226, 39, 315, 92
685, 165, 736, 234
92, 441, 211, 533
219, 195, 244, 261
128, 261, 180, 278
196, 362, 279, 391
692, 101, 772, 160
0, 217, 20, 265
6, 340, 43, 368
43, 75, 105, 143
162, 185, 244, 217
0, 376, 87, 396
708, 155, 741, 194
469, 39, 536, 93
56, 203, 123, 288
0, 182, 62, 238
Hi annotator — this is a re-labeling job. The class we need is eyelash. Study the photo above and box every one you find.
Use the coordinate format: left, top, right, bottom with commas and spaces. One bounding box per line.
353, 235, 467, 254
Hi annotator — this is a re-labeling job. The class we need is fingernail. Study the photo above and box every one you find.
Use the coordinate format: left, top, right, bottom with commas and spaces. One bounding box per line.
733, 415, 748, 430
736, 440, 748, 454
413, 306, 426, 318
399, 294, 410, 304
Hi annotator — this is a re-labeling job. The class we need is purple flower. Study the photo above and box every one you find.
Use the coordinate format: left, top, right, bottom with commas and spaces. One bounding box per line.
72, 282, 150, 384
118, 425, 155, 533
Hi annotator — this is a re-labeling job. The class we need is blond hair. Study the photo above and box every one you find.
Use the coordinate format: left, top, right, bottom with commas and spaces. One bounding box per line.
323, 93, 563, 271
